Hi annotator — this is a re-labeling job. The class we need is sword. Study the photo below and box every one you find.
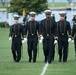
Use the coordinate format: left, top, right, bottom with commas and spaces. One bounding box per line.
21, 37, 24, 58
37, 41, 39, 58
55, 43, 58, 51
21, 44, 23, 58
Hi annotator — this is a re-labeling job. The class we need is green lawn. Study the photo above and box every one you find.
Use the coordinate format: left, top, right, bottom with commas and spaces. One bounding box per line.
0, 2, 8, 8
0, 28, 76, 75
48, 2, 76, 7
0, 2, 76, 8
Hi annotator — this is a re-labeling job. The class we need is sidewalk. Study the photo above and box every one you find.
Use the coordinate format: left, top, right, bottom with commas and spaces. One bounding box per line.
0, 8, 7, 12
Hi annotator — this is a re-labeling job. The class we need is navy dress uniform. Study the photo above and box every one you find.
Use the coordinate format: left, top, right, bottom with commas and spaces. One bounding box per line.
9, 14, 24, 62
72, 13, 76, 22
57, 12, 71, 62
72, 14, 76, 59
40, 10, 57, 63
24, 12, 40, 63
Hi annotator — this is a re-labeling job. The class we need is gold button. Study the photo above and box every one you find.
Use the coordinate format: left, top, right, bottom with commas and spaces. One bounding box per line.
32, 34, 33, 35
47, 34, 49, 36
15, 35, 17, 37
62, 33, 64, 35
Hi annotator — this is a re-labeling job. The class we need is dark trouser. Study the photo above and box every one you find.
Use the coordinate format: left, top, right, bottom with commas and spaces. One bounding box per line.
11, 37, 22, 62
74, 37, 76, 58
27, 37, 38, 62
43, 35, 54, 63
74, 37, 76, 54
12, 50, 21, 62
58, 36, 68, 62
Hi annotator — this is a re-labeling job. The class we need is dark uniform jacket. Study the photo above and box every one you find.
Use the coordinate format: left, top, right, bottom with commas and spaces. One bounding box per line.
40, 18, 57, 38
24, 20, 40, 38
9, 23, 24, 38
57, 20, 71, 38
72, 21, 76, 38
9, 23, 24, 51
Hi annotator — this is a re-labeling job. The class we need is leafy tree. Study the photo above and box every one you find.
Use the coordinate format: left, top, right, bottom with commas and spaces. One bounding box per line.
0, 0, 5, 7
9, 0, 48, 15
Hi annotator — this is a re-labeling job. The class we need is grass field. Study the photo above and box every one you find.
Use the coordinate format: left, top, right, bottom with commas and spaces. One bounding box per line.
0, 2, 76, 8
48, 2, 76, 7
0, 28, 76, 75
0, 2, 8, 8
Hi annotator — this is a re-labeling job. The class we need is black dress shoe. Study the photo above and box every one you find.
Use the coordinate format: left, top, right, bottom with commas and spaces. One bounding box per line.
44, 57, 47, 63
33, 60, 36, 63
15, 60, 20, 62
28, 58, 32, 62
48, 61, 52, 64
44, 59, 47, 63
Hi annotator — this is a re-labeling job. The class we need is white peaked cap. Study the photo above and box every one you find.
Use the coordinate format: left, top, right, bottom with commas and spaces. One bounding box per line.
13, 14, 20, 17
29, 12, 36, 15
59, 11, 66, 15
44, 10, 52, 13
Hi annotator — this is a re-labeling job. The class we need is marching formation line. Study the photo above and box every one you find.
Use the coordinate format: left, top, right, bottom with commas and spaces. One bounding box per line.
40, 62, 49, 75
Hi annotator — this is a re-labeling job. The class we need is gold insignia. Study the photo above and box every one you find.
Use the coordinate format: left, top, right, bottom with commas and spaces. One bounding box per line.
62, 33, 64, 35
32, 34, 33, 35
15, 35, 17, 37
47, 34, 49, 36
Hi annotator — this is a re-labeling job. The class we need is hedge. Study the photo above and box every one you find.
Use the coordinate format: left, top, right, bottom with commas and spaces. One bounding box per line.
0, 22, 9, 28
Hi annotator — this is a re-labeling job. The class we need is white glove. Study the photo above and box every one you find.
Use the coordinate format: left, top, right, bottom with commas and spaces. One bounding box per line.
54, 40, 57, 44
40, 36, 44, 40
22, 40, 25, 44
9, 37, 12, 41
39, 36, 44, 43
24, 38, 27, 42
71, 40, 74, 43
39, 39, 42, 43
68, 38, 71, 42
